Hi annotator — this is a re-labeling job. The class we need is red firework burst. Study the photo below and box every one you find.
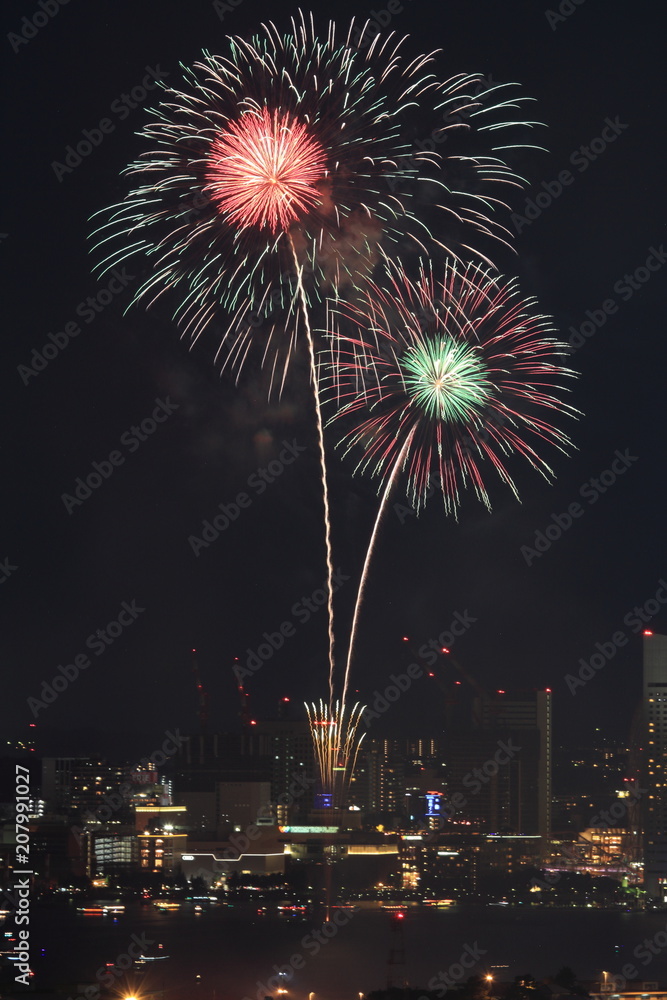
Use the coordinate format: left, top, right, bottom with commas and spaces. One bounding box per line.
205, 108, 327, 233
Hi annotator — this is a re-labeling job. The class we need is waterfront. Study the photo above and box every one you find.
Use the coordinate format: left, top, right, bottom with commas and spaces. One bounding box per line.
19, 903, 667, 1000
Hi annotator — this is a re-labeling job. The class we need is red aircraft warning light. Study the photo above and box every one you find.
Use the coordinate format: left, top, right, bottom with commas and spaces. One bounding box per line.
644, 630, 654, 636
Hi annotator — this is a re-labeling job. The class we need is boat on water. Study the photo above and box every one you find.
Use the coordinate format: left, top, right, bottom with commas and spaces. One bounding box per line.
76, 904, 125, 916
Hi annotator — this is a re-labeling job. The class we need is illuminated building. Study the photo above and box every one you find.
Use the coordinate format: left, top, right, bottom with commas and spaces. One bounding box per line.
91, 832, 138, 874
135, 804, 188, 873
398, 833, 479, 895
643, 631, 667, 898
252, 720, 315, 822
41, 758, 127, 817
577, 827, 635, 871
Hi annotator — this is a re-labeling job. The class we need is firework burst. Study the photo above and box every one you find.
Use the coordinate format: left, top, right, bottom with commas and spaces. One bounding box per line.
205, 107, 327, 233
90, 12, 543, 385
306, 699, 366, 810
328, 257, 579, 697
330, 257, 578, 515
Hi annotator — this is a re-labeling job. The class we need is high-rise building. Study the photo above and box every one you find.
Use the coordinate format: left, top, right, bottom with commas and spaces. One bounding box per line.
252, 720, 315, 821
363, 739, 406, 816
444, 689, 552, 851
172, 726, 315, 826
41, 758, 127, 817
353, 738, 446, 821
642, 631, 667, 898
478, 689, 552, 843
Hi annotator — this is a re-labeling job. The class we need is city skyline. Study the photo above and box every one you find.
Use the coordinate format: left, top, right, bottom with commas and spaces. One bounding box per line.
3, 1, 667, 992
2, 2, 665, 754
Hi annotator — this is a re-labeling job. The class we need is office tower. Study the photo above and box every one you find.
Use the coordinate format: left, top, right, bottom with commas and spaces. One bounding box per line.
172, 724, 315, 826
478, 688, 552, 843
643, 631, 667, 899
445, 689, 552, 850
41, 758, 127, 817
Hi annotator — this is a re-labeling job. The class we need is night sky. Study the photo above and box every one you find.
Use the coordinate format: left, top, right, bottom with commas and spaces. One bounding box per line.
2, 0, 665, 759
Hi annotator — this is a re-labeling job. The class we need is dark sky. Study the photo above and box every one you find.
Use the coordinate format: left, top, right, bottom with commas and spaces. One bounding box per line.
2, 0, 665, 758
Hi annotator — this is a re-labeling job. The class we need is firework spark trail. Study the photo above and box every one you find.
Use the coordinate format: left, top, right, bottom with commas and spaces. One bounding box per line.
90, 13, 545, 391
306, 700, 366, 807
330, 257, 578, 515
341, 429, 415, 708
329, 257, 579, 687
288, 235, 336, 706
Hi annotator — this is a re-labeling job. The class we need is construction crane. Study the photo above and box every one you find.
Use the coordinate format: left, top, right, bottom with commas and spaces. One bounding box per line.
233, 657, 253, 729
401, 636, 488, 727
190, 649, 209, 734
